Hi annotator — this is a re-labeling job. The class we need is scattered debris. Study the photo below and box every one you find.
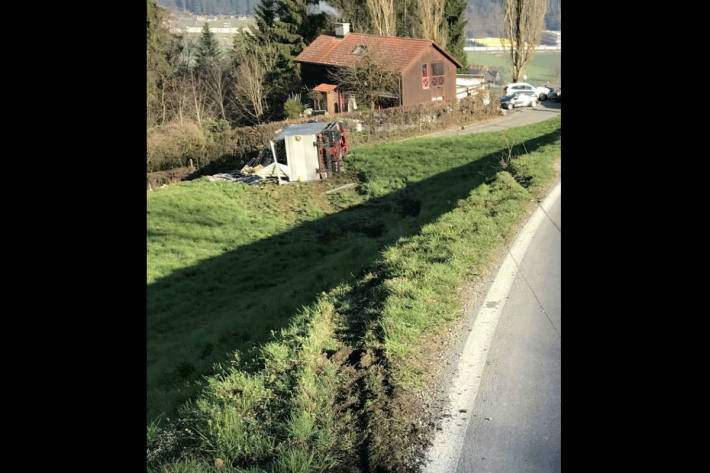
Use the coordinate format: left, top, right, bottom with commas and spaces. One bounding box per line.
207, 173, 240, 182
240, 164, 264, 175
206, 171, 265, 185
245, 176, 264, 185
240, 150, 269, 175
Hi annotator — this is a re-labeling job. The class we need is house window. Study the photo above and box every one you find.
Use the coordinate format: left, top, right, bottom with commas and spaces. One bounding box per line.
431, 62, 445, 88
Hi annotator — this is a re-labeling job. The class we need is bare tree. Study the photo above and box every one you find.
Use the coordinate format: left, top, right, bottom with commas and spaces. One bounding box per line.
329, 49, 400, 112
201, 57, 229, 120
501, 0, 547, 83
160, 38, 209, 128
366, 0, 396, 36
231, 51, 275, 124
188, 70, 209, 128
165, 75, 189, 127
415, 0, 447, 45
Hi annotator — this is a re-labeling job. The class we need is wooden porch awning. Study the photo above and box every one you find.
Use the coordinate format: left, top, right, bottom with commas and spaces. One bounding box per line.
314, 83, 337, 93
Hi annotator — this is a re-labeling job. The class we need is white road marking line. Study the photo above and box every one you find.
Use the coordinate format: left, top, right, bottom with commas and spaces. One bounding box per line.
423, 182, 561, 473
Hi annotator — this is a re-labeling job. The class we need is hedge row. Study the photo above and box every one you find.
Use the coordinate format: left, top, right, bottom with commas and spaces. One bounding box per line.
146, 166, 195, 189
146, 116, 316, 174
146, 93, 501, 180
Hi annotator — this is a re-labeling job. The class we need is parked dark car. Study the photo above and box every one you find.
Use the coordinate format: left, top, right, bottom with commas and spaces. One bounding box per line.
538, 85, 555, 101
548, 87, 561, 102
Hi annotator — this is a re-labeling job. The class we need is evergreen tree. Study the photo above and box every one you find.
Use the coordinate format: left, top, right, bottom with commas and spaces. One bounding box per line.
271, 0, 308, 58
254, 0, 277, 43
269, 0, 328, 55
442, 0, 468, 71
255, 1, 327, 119
195, 22, 222, 72
194, 22, 230, 120
301, 2, 329, 45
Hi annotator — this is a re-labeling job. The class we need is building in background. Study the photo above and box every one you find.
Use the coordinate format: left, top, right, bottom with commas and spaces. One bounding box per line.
295, 23, 463, 111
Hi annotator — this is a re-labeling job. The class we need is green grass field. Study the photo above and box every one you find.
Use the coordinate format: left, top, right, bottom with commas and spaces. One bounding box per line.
147, 117, 562, 472
147, 175, 367, 421
467, 51, 561, 86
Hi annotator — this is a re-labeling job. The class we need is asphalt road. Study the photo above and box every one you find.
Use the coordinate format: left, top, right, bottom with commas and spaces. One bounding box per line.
455, 190, 561, 473
433, 99, 561, 138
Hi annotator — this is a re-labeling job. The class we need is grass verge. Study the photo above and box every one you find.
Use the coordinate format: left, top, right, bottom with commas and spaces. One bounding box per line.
147, 117, 561, 472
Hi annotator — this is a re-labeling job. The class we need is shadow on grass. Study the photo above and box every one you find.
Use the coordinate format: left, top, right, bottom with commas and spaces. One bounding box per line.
147, 128, 561, 421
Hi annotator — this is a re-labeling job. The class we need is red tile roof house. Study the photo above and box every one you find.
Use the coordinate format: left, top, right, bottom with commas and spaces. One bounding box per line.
295, 22, 463, 113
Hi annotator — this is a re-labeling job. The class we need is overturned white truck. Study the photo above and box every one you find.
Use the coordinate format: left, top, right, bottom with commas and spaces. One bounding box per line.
254, 121, 349, 182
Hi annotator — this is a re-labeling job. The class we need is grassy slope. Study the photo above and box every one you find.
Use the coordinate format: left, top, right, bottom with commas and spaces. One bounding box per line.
148, 117, 561, 472
147, 175, 367, 420
466, 51, 561, 85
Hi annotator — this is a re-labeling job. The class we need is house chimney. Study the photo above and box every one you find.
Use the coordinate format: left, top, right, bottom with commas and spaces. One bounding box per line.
334, 22, 350, 39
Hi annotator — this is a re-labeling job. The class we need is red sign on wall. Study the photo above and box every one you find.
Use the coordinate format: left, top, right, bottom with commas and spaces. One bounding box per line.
430, 76, 445, 87
422, 64, 430, 89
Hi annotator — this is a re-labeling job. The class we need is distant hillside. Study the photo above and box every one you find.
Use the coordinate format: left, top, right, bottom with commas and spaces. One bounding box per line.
544, 0, 561, 30
465, 0, 560, 38
157, 0, 258, 16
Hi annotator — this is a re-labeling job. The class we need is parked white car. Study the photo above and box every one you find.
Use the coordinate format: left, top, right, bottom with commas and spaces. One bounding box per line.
500, 90, 538, 110
503, 82, 550, 100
